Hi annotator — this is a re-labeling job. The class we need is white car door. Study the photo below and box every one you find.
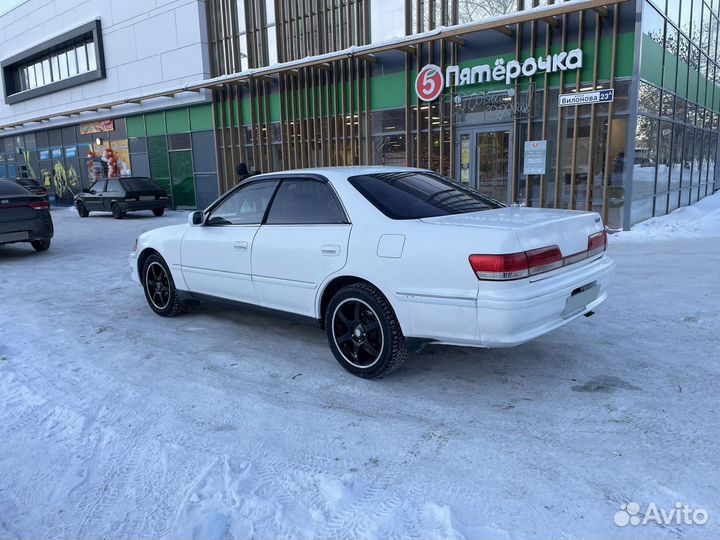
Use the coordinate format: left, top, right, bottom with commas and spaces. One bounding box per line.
251, 178, 351, 318
181, 179, 279, 303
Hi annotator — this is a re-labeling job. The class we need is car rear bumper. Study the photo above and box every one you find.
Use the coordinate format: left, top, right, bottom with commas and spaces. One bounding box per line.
396, 254, 614, 348
118, 200, 168, 211
474, 254, 615, 347
0, 216, 53, 244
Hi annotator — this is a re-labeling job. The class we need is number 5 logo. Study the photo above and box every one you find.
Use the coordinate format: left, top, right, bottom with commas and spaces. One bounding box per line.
415, 64, 444, 102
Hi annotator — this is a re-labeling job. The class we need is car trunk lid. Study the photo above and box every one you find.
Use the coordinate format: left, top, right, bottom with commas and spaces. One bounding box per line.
0, 195, 45, 223
421, 207, 605, 258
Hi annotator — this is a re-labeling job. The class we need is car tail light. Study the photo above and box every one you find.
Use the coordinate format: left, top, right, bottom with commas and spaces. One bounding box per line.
469, 253, 530, 280
27, 200, 49, 210
471, 231, 608, 281
525, 246, 563, 275
470, 246, 563, 281
587, 230, 607, 257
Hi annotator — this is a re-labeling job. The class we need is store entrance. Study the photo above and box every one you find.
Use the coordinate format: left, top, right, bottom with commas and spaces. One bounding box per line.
456, 125, 513, 203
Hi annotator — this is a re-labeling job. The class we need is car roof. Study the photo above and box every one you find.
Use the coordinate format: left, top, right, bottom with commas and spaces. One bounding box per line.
94, 176, 151, 180
257, 166, 425, 175
247, 166, 429, 183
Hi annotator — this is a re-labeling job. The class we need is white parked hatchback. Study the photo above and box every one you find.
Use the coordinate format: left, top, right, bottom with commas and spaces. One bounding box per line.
130, 167, 614, 378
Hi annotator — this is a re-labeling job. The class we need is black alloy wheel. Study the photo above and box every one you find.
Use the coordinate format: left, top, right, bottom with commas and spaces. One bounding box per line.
325, 283, 408, 378
31, 239, 51, 252
145, 261, 170, 310
112, 203, 123, 219
141, 254, 186, 317
77, 202, 89, 217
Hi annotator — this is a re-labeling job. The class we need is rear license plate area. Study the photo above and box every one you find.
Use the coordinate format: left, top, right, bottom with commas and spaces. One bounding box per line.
139, 196, 156, 201
0, 231, 29, 243
562, 281, 599, 318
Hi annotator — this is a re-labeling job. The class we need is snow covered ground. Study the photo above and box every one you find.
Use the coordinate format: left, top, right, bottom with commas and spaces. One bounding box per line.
1, 198, 719, 539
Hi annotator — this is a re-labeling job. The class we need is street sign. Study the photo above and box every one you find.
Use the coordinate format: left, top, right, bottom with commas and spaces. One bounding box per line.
523, 140, 547, 175
558, 88, 614, 107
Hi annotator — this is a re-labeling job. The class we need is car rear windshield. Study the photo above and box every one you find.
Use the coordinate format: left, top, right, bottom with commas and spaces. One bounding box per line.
120, 178, 161, 192
348, 172, 503, 220
16, 178, 41, 188
0, 180, 31, 196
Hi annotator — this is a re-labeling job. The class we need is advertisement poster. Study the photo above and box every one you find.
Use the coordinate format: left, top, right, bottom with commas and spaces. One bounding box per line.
80, 118, 115, 135
460, 133, 471, 184
523, 140, 547, 175
87, 139, 132, 180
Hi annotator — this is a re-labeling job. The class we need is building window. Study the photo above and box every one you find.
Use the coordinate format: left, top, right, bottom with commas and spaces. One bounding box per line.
237, 0, 249, 71
14, 39, 97, 93
1, 20, 104, 104
371, 0, 405, 42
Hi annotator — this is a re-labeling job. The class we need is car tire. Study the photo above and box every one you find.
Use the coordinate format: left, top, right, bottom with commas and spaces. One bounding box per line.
30, 239, 51, 252
152, 208, 165, 217
142, 254, 186, 317
325, 283, 408, 379
76, 201, 89, 217
111, 203, 123, 219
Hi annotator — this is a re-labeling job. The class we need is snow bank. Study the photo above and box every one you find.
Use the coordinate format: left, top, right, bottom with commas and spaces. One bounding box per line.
613, 191, 720, 242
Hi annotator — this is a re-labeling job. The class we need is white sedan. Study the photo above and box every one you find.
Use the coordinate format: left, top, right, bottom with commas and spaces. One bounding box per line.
129, 167, 614, 378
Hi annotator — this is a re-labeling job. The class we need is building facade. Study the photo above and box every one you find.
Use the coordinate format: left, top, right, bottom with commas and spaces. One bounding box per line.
1, 0, 718, 229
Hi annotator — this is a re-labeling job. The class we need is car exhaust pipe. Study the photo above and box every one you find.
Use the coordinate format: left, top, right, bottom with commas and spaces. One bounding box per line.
584, 310, 595, 317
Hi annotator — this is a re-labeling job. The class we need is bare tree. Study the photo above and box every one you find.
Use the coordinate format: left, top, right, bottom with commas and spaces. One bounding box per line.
456, 0, 517, 24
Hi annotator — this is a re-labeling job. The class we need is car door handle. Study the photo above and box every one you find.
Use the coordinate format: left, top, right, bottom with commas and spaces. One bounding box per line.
321, 244, 340, 256
233, 241, 249, 251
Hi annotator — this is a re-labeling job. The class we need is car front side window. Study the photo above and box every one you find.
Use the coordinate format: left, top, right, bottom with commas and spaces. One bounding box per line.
265, 179, 347, 225
90, 181, 106, 193
206, 180, 279, 226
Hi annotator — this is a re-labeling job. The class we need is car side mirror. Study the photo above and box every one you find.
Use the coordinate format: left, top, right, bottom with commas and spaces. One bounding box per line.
189, 211, 204, 226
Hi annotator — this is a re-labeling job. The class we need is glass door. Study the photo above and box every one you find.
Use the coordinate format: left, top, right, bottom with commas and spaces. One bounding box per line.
457, 125, 512, 203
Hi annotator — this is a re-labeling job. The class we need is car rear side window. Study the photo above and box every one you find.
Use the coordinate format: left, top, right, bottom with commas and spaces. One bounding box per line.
348, 172, 502, 220
207, 180, 279, 225
106, 180, 123, 193
265, 179, 347, 225
0, 180, 30, 196
121, 178, 159, 192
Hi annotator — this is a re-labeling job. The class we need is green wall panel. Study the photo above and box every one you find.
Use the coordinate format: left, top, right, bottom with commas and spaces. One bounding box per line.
215, 30, 637, 129
148, 136, 170, 181
166, 108, 190, 134
146, 111, 167, 136
126, 115, 146, 138
169, 150, 196, 208
189, 104, 214, 131
269, 94, 281, 122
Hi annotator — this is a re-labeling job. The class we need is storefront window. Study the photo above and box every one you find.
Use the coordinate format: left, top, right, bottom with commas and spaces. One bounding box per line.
638, 82, 661, 114
633, 115, 660, 203
372, 134, 406, 166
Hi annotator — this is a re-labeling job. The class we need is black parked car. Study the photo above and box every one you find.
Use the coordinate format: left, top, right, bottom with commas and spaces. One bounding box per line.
0, 179, 53, 252
11, 178, 49, 200
74, 177, 169, 219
